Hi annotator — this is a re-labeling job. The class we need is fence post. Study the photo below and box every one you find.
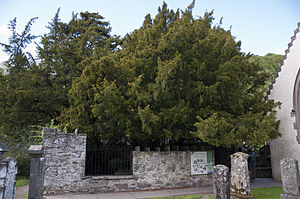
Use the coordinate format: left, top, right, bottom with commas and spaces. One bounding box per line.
213, 164, 230, 199
28, 145, 44, 199
280, 158, 300, 199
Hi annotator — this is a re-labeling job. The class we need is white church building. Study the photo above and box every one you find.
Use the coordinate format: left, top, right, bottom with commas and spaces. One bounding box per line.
268, 22, 300, 181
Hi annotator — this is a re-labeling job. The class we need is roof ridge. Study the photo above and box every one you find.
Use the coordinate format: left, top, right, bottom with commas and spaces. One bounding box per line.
266, 22, 300, 98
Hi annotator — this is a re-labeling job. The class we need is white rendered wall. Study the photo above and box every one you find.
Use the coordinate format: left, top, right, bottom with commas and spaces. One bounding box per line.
269, 26, 300, 181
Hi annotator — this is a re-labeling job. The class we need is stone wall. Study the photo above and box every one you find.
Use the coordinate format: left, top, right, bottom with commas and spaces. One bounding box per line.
43, 128, 86, 194
42, 128, 212, 195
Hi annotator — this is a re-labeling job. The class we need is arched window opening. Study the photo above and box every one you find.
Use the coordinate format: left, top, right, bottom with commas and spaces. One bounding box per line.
293, 68, 300, 143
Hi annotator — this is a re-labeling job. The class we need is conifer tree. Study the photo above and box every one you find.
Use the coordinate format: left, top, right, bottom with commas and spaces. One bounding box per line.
0, 18, 43, 176
38, 9, 118, 112
0, 11, 118, 174
0, 17, 40, 142
61, 2, 280, 148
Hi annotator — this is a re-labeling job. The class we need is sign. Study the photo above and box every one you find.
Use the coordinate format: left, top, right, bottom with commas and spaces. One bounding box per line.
190, 151, 213, 175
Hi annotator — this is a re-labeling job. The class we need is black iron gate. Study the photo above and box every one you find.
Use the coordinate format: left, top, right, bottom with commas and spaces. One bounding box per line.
85, 146, 133, 176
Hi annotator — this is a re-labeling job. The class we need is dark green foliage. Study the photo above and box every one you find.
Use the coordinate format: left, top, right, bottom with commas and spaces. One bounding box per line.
0, 18, 42, 138
38, 9, 119, 113
0, 17, 38, 74
251, 53, 283, 92
214, 146, 236, 168
252, 53, 282, 75
0, 11, 117, 176
0, 2, 282, 163
5, 146, 31, 177
0, 18, 40, 176
60, 3, 280, 148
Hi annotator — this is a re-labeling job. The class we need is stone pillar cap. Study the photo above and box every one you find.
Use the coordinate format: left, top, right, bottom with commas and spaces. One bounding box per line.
230, 152, 249, 159
214, 164, 229, 169
28, 145, 44, 156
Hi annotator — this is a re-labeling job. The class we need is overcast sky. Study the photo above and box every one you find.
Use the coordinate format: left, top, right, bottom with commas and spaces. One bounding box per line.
0, 0, 300, 63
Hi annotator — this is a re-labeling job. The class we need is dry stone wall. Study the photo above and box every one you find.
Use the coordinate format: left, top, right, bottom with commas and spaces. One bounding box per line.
42, 128, 212, 195
43, 128, 87, 194
132, 151, 212, 189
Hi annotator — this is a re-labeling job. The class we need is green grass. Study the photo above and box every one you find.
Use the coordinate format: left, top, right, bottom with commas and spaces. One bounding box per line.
16, 178, 29, 187
251, 187, 283, 199
151, 187, 284, 199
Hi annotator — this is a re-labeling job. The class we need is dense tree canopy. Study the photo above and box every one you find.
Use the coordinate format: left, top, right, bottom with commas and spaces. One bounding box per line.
0, 2, 284, 175
38, 9, 119, 114
59, 3, 280, 148
0, 10, 117, 142
0, 11, 117, 175
0, 4, 283, 176
0, 17, 42, 143
252, 53, 282, 76
251, 53, 283, 92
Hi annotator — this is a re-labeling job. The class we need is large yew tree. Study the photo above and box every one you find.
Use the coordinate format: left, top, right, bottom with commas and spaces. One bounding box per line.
60, 3, 280, 148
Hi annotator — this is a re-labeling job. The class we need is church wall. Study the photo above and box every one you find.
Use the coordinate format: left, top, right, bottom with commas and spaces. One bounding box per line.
268, 24, 300, 181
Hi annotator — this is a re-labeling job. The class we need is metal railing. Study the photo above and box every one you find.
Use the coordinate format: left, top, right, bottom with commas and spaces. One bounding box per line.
85, 146, 132, 176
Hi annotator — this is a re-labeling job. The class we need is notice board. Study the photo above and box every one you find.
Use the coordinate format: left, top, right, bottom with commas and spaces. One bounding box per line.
190, 151, 214, 175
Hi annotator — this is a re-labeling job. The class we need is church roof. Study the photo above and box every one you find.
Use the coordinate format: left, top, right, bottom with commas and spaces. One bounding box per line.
267, 22, 300, 97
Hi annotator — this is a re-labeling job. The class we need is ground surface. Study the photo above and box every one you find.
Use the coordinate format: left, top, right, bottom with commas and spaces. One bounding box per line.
16, 178, 282, 199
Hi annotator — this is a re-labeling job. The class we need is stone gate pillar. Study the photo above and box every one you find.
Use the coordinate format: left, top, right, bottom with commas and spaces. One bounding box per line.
28, 145, 44, 199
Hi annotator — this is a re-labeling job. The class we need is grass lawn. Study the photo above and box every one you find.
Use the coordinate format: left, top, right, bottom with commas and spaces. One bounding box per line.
251, 187, 283, 199
151, 187, 283, 199
16, 177, 29, 187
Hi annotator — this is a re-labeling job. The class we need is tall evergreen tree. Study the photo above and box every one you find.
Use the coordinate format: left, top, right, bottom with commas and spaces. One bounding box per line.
0, 17, 39, 141
38, 9, 119, 112
0, 10, 118, 175
0, 17, 38, 73
61, 2, 280, 148
0, 18, 41, 176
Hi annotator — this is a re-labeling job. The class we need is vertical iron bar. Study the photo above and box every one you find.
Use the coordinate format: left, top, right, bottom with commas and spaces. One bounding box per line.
85, 145, 134, 176
100, 149, 103, 175
103, 148, 105, 175
102, 148, 105, 175
118, 148, 120, 174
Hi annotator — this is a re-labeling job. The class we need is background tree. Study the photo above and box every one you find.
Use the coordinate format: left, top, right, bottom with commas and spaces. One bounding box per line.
38, 9, 119, 115
61, 2, 280, 148
0, 10, 118, 175
0, 17, 42, 176
0, 17, 40, 141
251, 53, 283, 93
